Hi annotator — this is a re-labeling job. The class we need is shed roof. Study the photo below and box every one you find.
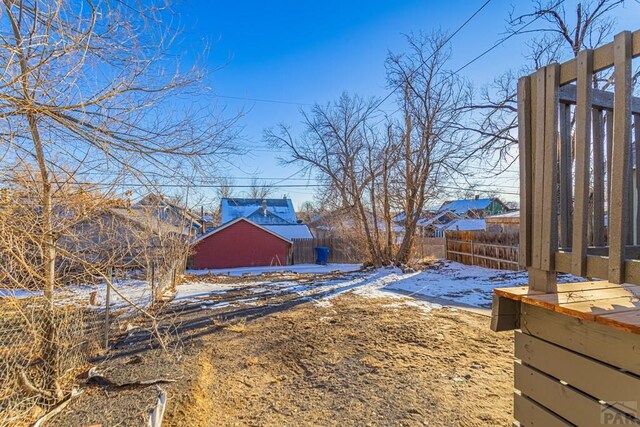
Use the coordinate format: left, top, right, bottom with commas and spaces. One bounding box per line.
193, 217, 293, 245
264, 224, 313, 240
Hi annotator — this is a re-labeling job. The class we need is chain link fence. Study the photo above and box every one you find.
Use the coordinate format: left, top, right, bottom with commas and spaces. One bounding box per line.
0, 263, 180, 427
0, 297, 104, 426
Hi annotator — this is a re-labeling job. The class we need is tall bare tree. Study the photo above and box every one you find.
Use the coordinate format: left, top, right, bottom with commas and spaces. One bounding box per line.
386, 32, 473, 264
265, 93, 389, 265
0, 0, 237, 398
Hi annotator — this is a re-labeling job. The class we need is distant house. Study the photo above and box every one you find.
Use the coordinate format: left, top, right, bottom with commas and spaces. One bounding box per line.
485, 211, 519, 233
189, 197, 312, 269
439, 197, 508, 219
220, 197, 312, 239
135, 194, 202, 234
190, 217, 292, 269
415, 211, 460, 237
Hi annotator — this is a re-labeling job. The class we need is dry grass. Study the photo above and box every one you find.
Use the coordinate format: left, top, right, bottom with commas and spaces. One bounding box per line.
212, 316, 247, 333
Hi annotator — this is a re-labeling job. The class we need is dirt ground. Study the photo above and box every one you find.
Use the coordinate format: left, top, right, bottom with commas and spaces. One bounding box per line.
50, 273, 514, 427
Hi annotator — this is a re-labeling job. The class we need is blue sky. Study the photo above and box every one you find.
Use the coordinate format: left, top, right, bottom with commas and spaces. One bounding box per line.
174, 0, 640, 208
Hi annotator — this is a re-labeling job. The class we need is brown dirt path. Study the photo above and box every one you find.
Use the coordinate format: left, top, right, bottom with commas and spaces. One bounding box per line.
165, 294, 513, 427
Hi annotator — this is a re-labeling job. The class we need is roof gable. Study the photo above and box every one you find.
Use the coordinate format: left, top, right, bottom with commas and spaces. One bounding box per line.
193, 217, 293, 245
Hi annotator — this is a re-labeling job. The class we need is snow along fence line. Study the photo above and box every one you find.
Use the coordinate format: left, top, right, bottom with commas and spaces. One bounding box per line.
445, 230, 520, 271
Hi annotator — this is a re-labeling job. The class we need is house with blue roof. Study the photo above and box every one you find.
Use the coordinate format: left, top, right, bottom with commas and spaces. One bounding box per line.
439, 197, 508, 219
218, 197, 313, 240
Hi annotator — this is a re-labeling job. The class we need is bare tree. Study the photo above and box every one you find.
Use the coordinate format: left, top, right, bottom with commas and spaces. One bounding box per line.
217, 177, 236, 200
386, 32, 473, 264
0, 0, 237, 400
247, 177, 274, 199
470, 0, 628, 160
265, 93, 389, 265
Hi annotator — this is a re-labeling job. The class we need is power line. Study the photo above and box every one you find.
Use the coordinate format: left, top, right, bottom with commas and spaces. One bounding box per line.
214, 94, 312, 107
371, 0, 565, 127
373, 0, 493, 112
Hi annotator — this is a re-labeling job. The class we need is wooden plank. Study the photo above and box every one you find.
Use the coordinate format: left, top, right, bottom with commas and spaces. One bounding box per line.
515, 361, 639, 426
558, 84, 640, 113
532, 68, 546, 271
557, 29, 640, 85
607, 110, 614, 218
518, 76, 533, 268
598, 309, 640, 334
572, 49, 593, 277
540, 64, 559, 273
558, 102, 572, 249
635, 116, 640, 244
513, 392, 573, 427
609, 31, 633, 284
490, 294, 520, 332
515, 331, 640, 418
521, 283, 640, 311
494, 281, 617, 305
520, 303, 640, 376
593, 109, 606, 246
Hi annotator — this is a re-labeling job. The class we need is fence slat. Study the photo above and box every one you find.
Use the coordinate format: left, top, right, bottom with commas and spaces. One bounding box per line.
593, 109, 606, 246
540, 64, 560, 272
608, 31, 633, 284
571, 49, 593, 277
518, 76, 533, 268
635, 115, 640, 244
559, 103, 572, 249
532, 68, 547, 270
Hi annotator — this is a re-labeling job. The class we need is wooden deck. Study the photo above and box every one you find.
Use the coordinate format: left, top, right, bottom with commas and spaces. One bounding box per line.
492, 283, 640, 425
494, 281, 640, 335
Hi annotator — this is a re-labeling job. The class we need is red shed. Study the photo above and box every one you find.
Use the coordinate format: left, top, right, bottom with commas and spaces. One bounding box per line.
190, 217, 292, 269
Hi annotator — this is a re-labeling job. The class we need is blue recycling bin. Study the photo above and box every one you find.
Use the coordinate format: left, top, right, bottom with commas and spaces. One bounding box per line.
315, 246, 330, 265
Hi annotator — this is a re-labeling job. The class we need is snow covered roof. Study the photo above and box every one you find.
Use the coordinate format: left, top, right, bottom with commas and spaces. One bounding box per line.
264, 224, 313, 240
416, 211, 459, 227
485, 211, 520, 222
221, 198, 297, 224
440, 198, 496, 215
193, 217, 293, 244
444, 219, 486, 231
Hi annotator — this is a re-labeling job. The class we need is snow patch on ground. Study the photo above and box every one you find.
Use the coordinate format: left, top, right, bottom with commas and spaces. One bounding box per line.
186, 263, 362, 277
382, 261, 583, 308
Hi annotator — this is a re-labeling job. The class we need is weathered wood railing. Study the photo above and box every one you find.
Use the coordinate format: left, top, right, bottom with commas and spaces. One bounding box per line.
493, 29, 640, 427
519, 30, 640, 290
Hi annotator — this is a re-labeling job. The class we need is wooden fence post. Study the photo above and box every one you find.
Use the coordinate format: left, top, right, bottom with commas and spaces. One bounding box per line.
103, 266, 112, 349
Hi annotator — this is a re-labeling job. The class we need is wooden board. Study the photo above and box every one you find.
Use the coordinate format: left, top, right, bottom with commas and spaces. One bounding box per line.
557, 29, 640, 85
571, 49, 593, 276
494, 280, 613, 301
520, 303, 640, 376
540, 64, 559, 272
521, 284, 640, 311
513, 392, 572, 427
518, 76, 532, 268
608, 31, 633, 284
515, 361, 639, 426
515, 331, 640, 418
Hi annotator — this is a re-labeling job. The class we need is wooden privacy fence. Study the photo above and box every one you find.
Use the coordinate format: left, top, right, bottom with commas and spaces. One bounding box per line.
413, 237, 446, 259
291, 237, 367, 264
445, 230, 520, 271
